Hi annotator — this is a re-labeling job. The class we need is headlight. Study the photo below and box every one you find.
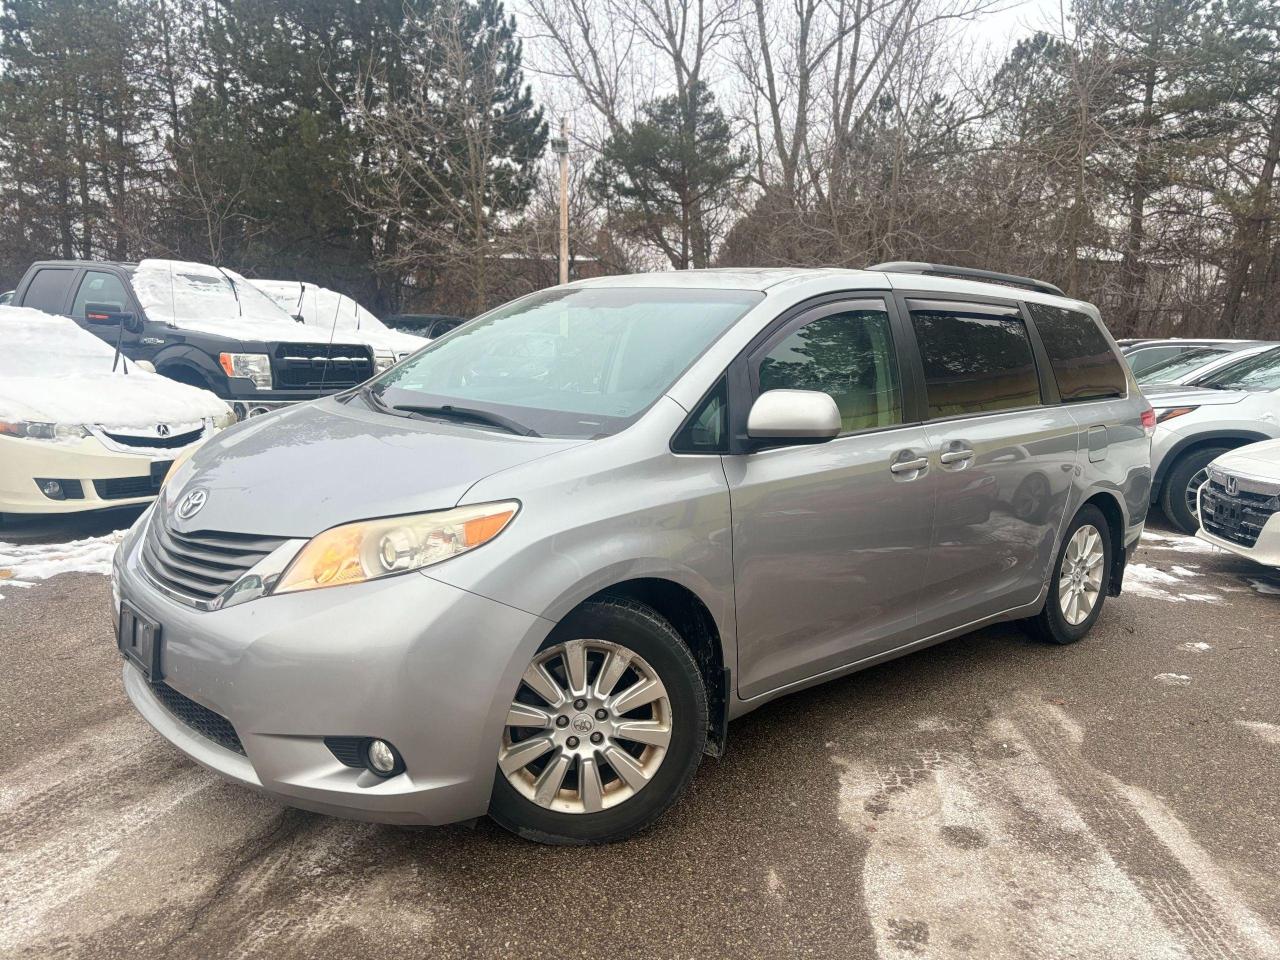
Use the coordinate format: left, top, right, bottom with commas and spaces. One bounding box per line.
218, 352, 272, 390
0, 421, 89, 440
1154, 406, 1199, 423
162, 442, 200, 487
274, 501, 519, 595
373, 349, 396, 374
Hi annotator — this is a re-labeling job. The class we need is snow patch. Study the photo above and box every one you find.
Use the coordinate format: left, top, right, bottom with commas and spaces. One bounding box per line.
1247, 579, 1280, 596
1234, 721, 1280, 745
1124, 563, 1224, 604
1180, 642, 1213, 652
1154, 673, 1192, 686
1140, 531, 1223, 555
0, 532, 123, 600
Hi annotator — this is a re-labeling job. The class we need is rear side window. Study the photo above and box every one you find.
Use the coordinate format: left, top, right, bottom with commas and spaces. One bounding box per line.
22, 268, 74, 314
908, 302, 1041, 418
1027, 302, 1127, 401
756, 305, 903, 434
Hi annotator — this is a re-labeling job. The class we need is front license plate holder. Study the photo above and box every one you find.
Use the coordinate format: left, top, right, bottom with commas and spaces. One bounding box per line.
118, 600, 163, 681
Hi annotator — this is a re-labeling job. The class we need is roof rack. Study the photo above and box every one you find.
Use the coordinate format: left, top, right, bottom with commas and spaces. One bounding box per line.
867, 261, 1065, 297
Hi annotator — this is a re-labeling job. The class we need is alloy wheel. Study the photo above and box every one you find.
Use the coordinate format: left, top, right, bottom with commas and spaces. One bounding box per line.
1058, 523, 1105, 626
1185, 467, 1210, 519
500, 639, 672, 814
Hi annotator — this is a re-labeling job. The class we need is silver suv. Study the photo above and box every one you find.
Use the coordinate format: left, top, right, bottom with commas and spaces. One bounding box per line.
112, 264, 1152, 844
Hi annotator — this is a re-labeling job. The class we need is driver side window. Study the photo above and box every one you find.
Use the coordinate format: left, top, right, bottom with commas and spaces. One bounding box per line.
71, 271, 129, 319
756, 306, 903, 434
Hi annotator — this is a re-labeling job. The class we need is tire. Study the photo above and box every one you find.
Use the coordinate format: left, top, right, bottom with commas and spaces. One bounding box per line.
489, 599, 708, 845
1027, 504, 1112, 645
1160, 446, 1229, 534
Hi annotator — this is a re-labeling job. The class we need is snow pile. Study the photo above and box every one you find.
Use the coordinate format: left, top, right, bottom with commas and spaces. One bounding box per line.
0, 307, 228, 428
0, 532, 123, 600
131, 260, 361, 346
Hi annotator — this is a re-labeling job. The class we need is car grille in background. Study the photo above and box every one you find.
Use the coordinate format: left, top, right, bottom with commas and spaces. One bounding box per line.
150, 681, 245, 755
1201, 477, 1279, 549
141, 517, 286, 605
273, 343, 374, 389
94, 461, 172, 501
103, 426, 204, 449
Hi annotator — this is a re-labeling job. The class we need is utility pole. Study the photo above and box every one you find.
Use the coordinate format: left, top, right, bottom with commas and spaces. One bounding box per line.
552, 117, 570, 285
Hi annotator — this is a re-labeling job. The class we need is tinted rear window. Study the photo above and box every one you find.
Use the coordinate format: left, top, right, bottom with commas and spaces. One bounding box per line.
909, 303, 1041, 417
1027, 302, 1127, 401
22, 268, 74, 314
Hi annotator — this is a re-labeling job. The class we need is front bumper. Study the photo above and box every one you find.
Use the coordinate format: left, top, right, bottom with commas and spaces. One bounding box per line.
0, 434, 176, 514
113, 522, 555, 824
1196, 486, 1280, 567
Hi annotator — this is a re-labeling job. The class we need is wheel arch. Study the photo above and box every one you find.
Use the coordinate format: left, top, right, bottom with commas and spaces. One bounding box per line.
580, 577, 730, 758
1079, 491, 1126, 597
1153, 430, 1270, 498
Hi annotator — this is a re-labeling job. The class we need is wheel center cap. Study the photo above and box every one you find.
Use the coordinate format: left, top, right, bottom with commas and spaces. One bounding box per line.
571, 714, 595, 734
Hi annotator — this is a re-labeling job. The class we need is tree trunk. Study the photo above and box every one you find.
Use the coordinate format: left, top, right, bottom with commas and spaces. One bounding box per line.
1220, 95, 1280, 335
1119, 63, 1157, 335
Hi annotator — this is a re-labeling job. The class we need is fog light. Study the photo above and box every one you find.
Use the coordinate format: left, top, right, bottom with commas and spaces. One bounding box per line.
39, 479, 64, 499
366, 739, 400, 776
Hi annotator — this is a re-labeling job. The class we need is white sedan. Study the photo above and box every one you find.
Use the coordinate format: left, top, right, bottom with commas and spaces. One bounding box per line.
1197, 438, 1280, 567
0, 306, 234, 515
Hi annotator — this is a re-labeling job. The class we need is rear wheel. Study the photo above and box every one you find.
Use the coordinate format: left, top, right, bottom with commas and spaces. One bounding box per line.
489, 599, 708, 844
1027, 504, 1112, 645
1160, 446, 1229, 534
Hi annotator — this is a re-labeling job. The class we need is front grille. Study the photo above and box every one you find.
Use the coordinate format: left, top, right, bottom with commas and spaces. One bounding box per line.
273, 343, 374, 389
141, 516, 286, 605
103, 426, 204, 449
1201, 478, 1279, 549
151, 681, 245, 755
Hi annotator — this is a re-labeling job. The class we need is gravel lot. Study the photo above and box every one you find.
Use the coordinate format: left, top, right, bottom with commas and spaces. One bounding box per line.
2, 509, 1278, 959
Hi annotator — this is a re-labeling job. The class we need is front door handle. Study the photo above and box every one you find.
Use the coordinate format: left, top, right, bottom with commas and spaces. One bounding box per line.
939, 448, 974, 465
890, 457, 929, 474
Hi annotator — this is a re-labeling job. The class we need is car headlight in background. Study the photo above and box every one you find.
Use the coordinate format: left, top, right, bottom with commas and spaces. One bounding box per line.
0, 421, 90, 440
1154, 406, 1199, 424
373, 349, 396, 374
218, 352, 273, 390
162, 442, 201, 488
274, 501, 519, 594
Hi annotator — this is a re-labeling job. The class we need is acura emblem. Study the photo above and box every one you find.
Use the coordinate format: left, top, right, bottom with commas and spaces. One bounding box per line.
156, 423, 171, 437
1225, 475, 1238, 496
176, 488, 208, 520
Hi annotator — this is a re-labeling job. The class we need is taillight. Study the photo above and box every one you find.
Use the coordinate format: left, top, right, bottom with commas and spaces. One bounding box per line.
1141, 407, 1156, 436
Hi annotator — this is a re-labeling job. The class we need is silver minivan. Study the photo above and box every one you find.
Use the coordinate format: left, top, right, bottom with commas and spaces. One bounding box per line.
112, 264, 1153, 844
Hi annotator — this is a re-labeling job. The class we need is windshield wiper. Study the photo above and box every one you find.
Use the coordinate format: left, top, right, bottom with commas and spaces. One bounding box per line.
391, 403, 541, 437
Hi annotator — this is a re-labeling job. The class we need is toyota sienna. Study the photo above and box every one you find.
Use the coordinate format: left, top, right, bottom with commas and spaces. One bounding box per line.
112, 263, 1153, 844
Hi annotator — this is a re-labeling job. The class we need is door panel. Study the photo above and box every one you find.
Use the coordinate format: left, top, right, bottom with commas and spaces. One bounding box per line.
726, 426, 936, 698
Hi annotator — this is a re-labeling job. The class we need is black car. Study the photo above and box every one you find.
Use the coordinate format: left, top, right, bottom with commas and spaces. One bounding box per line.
10, 260, 376, 419
382, 313, 466, 339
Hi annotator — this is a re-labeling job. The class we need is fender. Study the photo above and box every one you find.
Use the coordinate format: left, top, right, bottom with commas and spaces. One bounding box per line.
153, 345, 224, 389
1152, 429, 1271, 499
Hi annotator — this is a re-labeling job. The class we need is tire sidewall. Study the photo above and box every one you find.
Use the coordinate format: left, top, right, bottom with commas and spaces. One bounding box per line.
1161, 447, 1229, 534
488, 601, 708, 844
1042, 505, 1112, 644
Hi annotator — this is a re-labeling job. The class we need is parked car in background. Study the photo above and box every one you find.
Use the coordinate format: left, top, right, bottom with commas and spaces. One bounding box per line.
251, 280, 427, 373
9, 259, 376, 420
1197, 439, 1280, 567
0, 306, 232, 516
0, 290, 12, 305
383, 313, 466, 339
1134, 341, 1275, 387
1146, 345, 1280, 533
113, 263, 1150, 844
1123, 338, 1262, 377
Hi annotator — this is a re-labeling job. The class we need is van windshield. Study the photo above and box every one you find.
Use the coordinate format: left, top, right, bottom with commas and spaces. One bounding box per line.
369, 286, 762, 438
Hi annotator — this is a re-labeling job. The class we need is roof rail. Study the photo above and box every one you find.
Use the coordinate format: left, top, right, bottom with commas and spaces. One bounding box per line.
867, 261, 1065, 297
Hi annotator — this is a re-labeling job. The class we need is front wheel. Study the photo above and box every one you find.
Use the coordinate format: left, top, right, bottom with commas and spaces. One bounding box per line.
1160, 446, 1229, 534
1027, 505, 1112, 645
489, 599, 708, 844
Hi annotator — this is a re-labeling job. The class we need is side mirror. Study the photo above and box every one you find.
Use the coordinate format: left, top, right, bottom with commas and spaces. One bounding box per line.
747, 389, 841, 445
85, 303, 142, 334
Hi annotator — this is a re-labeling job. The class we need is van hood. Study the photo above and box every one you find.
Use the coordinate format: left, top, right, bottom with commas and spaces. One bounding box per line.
161, 396, 585, 538
1141, 385, 1248, 407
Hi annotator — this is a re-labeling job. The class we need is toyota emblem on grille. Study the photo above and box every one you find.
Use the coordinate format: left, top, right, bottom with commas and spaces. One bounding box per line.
156, 423, 171, 437
176, 488, 208, 520
1225, 475, 1238, 496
